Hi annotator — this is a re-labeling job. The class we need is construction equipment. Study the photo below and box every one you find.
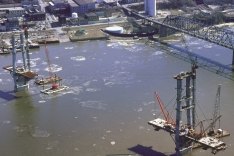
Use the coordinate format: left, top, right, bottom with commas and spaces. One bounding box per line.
154, 92, 175, 126
148, 64, 230, 156
38, 42, 68, 95
3, 28, 37, 92
35, 42, 62, 86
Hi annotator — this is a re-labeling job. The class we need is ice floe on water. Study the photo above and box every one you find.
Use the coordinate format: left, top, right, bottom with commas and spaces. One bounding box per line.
80, 100, 107, 110
14, 125, 48, 137
106, 130, 112, 133
138, 126, 145, 130
125, 44, 145, 53
107, 40, 136, 49
189, 41, 200, 45
71, 56, 86, 61
65, 47, 74, 50
38, 100, 46, 103
204, 44, 213, 49
143, 101, 155, 106
16, 60, 36, 68
108, 40, 146, 53
74, 147, 80, 151
152, 51, 163, 56
103, 71, 135, 87
110, 141, 116, 145
45, 64, 62, 72
14, 125, 50, 138
68, 86, 83, 95
2, 120, 11, 124
83, 81, 91, 87
14, 124, 33, 134
31, 128, 50, 138
85, 88, 99, 92
46, 140, 59, 150
137, 107, 143, 112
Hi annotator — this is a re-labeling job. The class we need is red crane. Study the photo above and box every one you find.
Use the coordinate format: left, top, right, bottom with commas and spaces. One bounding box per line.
154, 92, 175, 125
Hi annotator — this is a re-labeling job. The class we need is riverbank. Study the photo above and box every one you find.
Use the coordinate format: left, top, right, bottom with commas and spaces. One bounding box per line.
63, 22, 128, 42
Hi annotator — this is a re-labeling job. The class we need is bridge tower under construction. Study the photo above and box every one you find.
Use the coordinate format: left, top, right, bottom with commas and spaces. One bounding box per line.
3, 29, 37, 92
144, 0, 157, 17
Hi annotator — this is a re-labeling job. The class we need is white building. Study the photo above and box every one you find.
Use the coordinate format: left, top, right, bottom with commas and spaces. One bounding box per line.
144, 0, 156, 17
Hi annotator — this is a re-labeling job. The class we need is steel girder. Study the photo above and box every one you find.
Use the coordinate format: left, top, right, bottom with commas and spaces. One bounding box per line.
161, 15, 234, 49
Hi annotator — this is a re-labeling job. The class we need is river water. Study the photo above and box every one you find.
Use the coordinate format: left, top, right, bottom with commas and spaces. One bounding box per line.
0, 36, 234, 156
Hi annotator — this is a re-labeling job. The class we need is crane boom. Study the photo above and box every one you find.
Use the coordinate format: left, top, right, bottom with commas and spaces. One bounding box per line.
154, 92, 175, 125
211, 84, 221, 130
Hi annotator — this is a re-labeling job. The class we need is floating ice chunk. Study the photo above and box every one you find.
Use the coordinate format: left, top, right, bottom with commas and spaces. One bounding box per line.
2, 120, 11, 124
83, 81, 91, 86
106, 130, 111, 133
65, 47, 74, 50
104, 82, 114, 86
137, 107, 143, 112
152, 51, 163, 56
110, 141, 116, 145
139, 126, 145, 130
31, 128, 50, 138
46, 141, 59, 150
45, 64, 62, 72
80, 101, 107, 110
71, 56, 86, 61
204, 44, 213, 48
38, 100, 46, 103
86, 88, 99, 92
74, 147, 79, 151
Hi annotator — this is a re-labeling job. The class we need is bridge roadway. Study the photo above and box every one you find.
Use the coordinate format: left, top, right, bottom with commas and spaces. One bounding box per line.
121, 5, 234, 66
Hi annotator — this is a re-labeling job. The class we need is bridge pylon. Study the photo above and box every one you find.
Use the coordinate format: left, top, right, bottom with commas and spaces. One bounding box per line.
3, 30, 37, 92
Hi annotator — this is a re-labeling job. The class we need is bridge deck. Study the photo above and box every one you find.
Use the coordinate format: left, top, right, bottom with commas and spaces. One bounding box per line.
3, 65, 37, 79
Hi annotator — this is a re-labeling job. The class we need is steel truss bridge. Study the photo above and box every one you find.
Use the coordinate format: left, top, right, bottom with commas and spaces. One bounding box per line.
122, 6, 234, 80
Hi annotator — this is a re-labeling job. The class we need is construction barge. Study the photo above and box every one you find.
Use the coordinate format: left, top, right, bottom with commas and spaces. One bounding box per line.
36, 75, 68, 94
148, 65, 230, 155
35, 75, 62, 85
40, 85, 69, 95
